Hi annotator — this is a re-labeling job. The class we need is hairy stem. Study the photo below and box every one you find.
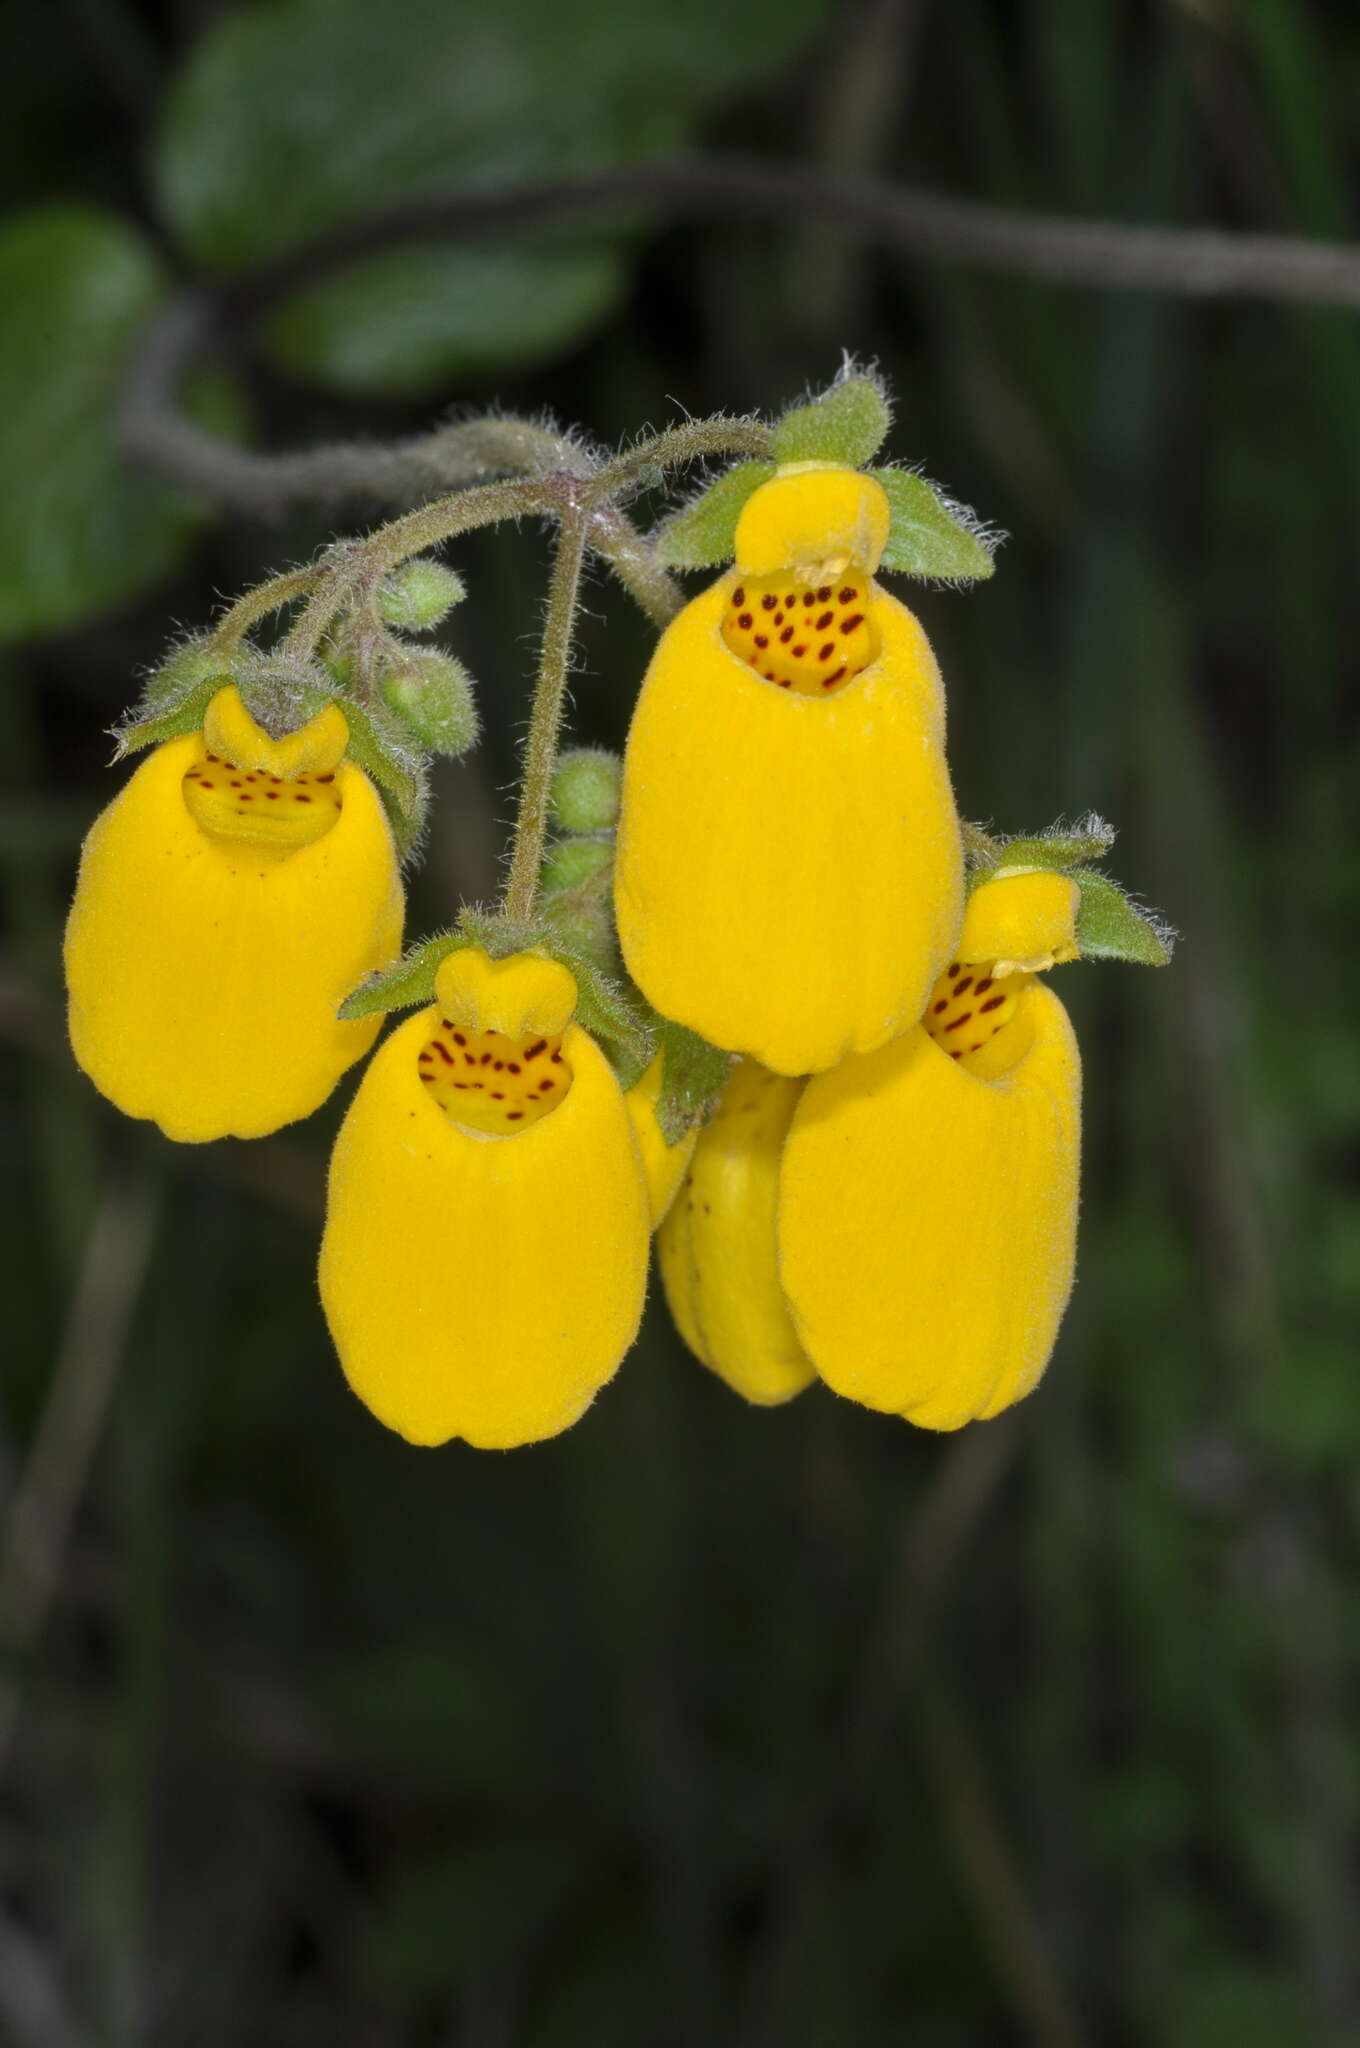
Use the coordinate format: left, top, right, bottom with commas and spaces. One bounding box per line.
209, 564, 323, 651
503, 508, 590, 920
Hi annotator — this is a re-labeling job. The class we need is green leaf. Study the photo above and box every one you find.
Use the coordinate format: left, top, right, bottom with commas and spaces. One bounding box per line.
154, 0, 827, 394
338, 699, 425, 853
870, 467, 998, 582
654, 462, 776, 568
1075, 870, 1175, 966
996, 816, 1116, 872
655, 1021, 732, 1145
114, 671, 230, 759
0, 204, 240, 645
267, 240, 628, 396
557, 949, 653, 1086
771, 374, 891, 468
363, 1840, 585, 1997
338, 929, 466, 1021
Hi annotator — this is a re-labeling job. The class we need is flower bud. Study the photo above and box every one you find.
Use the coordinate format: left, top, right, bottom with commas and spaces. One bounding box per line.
377, 559, 466, 631
380, 652, 478, 756
549, 747, 621, 833
541, 835, 612, 896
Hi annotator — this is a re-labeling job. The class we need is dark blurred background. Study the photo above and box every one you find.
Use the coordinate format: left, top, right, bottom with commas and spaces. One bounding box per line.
2, 1, 1358, 2043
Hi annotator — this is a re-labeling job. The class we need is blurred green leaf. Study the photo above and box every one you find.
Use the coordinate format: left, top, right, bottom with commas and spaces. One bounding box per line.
326, 1638, 537, 1794
155, 0, 828, 393
655, 1020, 731, 1143
268, 241, 629, 396
363, 1839, 587, 1996
0, 205, 239, 645
1075, 869, 1174, 966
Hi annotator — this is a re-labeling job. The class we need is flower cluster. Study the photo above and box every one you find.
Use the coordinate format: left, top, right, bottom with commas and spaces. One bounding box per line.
63, 374, 1172, 1448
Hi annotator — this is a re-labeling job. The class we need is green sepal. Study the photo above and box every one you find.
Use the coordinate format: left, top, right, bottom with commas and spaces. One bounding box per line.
871, 468, 997, 582
1073, 870, 1175, 967
338, 697, 426, 855
654, 461, 776, 568
770, 373, 891, 469
993, 817, 1116, 873
338, 928, 468, 1021
654, 1021, 733, 1146
113, 669, 230, 759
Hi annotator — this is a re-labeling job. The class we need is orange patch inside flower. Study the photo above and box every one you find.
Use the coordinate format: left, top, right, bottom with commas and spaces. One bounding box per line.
721, 572, 880, 697
418, 1020, 573, 1136
182, 747, 343, 855
924, 962, 1034, 1074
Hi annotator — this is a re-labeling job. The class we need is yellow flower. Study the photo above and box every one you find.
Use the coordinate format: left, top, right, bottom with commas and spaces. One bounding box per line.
614, 466, 963, 1076
64, 685, 403, 1143
319, 947, 651, 1449
778, 871, 1082, 1430
658, 1058, 815, 1407
624, 1054, 698, 1226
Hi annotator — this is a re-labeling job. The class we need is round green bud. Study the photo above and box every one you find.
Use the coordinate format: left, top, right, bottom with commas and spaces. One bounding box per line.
540, 836, 613, 897
377, 560, 466, 632
381, 653, 479, 756
549, 748, 621, 834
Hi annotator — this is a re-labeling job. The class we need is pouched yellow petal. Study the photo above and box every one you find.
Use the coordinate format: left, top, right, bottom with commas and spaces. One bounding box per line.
319, 1006, 650, 1449
960, 870, 1081, 975
624, 1056, 699, 1226
734, 468, 891, 580
65, 734, 403, 1142
779, 984, 1080, 1430
202, 685, 349, 777
658, 1059, 814, 1406
615, 578, 963, 1075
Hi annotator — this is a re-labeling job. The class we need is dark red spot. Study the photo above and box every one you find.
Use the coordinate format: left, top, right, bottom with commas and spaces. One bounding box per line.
230, 780, 242, 788
550, 1050, 563, 1063
973, 978, 993, 995
950, 1049, 964, 1059
508, 1112, 524, 1121
732, 587, 745, 606
490, 1092, 505, 1101
933, 1000, 948, 1014
239, 793, 254, 801
779, 628, 794, 644
839, 587, 857, 603
818, 642, 834, 661
948, 964, 960, 977
464, 1053, 477, 1066
433, 1041, 454, 1064
454, 1082, 468, 1090
785, 593, 797, 607
524, 1040, 546, 1060
755, 635, 769, 650
776, 677, 791, 687
761, 593, 777, 611
822, 666, 847, 687
802, 592, 815, 607
816, 611, 833, 631
205, 754, 219, 764
480, 1052, 492, 1065
774, 611, 785, 626
493, 1060, 504, 1071
945, 1012, 974, 1033
317, 773, 335, 784
294, 794, 311, 803
969, 1044, 984, 1054
979, 994, 1006, 1013
841, 613, 865, 634
792, 644, 807, 659
453, 1032, 467, 1045
955, 977, 973, 996
539, 1079, 555, 1092
817, 585, 831, 602
738, 612, 753, 630
266, 790, 280, 799
507, 1064, 520, 1074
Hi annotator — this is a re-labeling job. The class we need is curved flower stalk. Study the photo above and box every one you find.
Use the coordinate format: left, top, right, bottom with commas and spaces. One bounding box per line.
64, 684, 403, 1142
778, 869, 1088, 1430
614, 464, 965, 1075
320, 948, 651, 1449
658, 1057, 815, 1406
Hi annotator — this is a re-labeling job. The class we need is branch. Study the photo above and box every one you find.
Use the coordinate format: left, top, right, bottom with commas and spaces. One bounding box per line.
122, 155, 1360, 523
